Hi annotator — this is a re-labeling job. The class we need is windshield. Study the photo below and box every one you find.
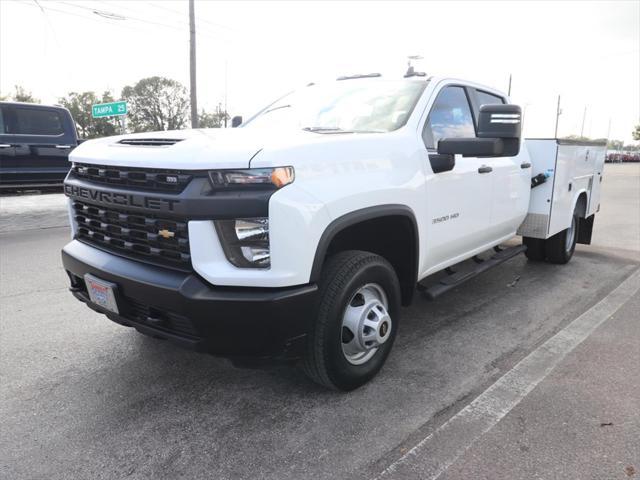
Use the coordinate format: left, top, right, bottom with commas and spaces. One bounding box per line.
244, 79, 428, 133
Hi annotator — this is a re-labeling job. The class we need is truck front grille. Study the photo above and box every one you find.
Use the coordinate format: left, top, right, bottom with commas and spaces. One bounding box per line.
73, 200, 191, 270
71, 163, 200, 193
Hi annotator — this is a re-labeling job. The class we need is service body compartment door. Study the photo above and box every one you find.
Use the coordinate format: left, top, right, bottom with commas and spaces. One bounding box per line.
587, 146, 605, 216
517, 139, 557, 239
518, 139, 606, 240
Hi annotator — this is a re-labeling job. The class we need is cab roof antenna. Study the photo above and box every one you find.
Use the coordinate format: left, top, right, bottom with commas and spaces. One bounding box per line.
405, 55, 426, 77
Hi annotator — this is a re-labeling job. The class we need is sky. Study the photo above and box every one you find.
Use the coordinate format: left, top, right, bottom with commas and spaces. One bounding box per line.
1, 0, 639, 142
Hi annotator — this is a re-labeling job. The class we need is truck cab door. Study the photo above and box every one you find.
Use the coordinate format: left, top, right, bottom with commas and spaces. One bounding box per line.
420, 85, 495, 271
470, 89, 530, 239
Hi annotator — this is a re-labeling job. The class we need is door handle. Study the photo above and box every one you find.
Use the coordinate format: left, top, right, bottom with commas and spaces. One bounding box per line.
478, 165, 493, 174
55, 145, 72, 149
520, 162, 531, 169
0, 144, 12, 148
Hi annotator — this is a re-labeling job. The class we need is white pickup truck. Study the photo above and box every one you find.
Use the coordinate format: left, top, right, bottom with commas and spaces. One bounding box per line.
61, 74, 606, 390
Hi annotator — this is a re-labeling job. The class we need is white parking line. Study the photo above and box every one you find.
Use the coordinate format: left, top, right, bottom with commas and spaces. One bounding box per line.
375, 268, 640, 480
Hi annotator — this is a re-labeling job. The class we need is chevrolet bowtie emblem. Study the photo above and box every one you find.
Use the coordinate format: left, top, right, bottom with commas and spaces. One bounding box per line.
158, 229, 175, 239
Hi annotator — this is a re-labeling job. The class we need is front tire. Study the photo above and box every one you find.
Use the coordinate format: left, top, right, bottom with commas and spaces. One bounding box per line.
302, 250, 401, 391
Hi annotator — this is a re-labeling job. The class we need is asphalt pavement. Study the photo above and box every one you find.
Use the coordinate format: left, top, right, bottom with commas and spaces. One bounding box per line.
1, 163, 638, 480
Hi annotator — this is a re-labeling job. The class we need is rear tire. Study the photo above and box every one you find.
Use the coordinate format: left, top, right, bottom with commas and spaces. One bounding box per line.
523, 236, 546, 261
302, 250, 401, 391
545, 213, 578, 264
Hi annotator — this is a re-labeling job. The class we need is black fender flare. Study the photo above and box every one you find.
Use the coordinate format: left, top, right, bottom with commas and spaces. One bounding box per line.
308, 204, 419, 294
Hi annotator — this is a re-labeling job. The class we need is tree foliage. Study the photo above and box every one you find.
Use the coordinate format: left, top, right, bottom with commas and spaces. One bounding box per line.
4, 77, 234, 137
198, 103, 230, 128
633, 124, 640, 142
58, 91, 119, 139
607, 139, 624, 150
563, 135, 608, 143
121, 76, 189, 132
2, 85, 39, 103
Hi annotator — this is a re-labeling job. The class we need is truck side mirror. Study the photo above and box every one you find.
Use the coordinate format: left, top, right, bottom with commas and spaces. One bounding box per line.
437, 104, 522, 158
231, 116, 242, 128
438, 138, 505, 157
477, 104, 521, 156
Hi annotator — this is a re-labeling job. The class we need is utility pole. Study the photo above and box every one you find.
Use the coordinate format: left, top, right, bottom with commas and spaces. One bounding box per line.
580, 106, 587, 138
189, 0, 198, 128
507, 74, 512, 97
554, 95, 562, 138
224, 60, 228, 128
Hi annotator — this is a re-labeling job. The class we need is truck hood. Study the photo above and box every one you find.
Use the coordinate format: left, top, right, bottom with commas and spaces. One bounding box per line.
70, 127, 336, 170
70, 129, 269, 169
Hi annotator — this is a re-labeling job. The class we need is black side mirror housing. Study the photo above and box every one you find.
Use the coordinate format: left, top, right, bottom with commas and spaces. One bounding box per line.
477, 104, 521, 139
437, 104, 522, 157
477, 104, 521, 156
438, 138, 504, 157
428, 152, 456, 173
231, 116, 242, 128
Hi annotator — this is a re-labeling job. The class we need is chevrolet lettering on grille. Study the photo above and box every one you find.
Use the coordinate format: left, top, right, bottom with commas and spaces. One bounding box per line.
64, 184, 180, 212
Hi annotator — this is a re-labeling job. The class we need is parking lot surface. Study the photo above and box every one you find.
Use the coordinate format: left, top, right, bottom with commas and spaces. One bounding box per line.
1, 163, 639, 479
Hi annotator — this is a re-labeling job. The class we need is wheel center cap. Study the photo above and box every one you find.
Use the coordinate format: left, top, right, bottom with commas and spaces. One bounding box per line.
341, 283, 392, 365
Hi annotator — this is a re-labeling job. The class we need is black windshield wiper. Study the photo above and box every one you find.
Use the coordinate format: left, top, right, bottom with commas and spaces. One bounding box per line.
263, 104, 291, 114
302, 126, 352, 133
303, 126, 385, 134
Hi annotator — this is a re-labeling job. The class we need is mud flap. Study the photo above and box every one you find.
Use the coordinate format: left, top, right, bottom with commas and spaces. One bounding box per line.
577, 214, 595, 245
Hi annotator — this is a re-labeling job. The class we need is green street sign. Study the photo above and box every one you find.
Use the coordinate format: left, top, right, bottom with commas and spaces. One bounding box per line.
92, 101, 128, 118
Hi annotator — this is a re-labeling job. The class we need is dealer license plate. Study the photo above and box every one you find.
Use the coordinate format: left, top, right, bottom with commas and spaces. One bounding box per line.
84, 274, 119, 314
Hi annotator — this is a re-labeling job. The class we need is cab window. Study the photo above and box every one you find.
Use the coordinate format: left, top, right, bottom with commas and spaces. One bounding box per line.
14, 107, 64, 136
476, 90, 505, 107
423, 86, 475, 149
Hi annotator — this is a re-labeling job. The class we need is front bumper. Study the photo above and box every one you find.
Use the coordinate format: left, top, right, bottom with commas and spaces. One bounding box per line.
62, 240, 317, 359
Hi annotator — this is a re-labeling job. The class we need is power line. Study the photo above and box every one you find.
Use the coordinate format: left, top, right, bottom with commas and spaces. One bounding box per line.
16, 1, 155, 34
55, 1, 186, 32
145, 1, 234, 31
12, 0, 235, 45
28, 4, 123, 24
13, 0, 231, 51
56, 0, 230, 40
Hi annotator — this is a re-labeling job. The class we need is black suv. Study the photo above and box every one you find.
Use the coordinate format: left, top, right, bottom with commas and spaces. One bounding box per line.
0, 102, 79, 188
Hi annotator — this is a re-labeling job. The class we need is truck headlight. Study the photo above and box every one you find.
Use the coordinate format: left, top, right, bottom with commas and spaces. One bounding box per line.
215, 218, 270, 268
208, 167, 294, 189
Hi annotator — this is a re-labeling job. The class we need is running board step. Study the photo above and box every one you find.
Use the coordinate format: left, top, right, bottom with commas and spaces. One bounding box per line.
419, 244, 527, 300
